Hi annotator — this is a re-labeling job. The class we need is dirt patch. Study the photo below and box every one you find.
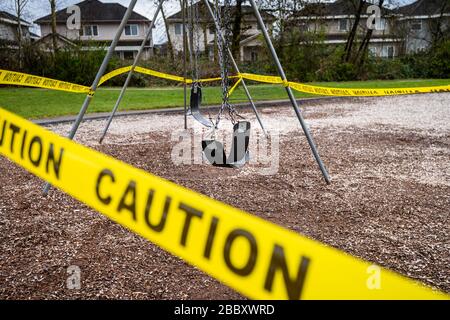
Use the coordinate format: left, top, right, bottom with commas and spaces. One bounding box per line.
0, 93, 449, 299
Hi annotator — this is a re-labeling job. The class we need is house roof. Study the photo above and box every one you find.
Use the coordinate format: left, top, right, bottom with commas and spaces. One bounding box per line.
397, 0, 449, 16
0, 10, 32, 26
35, 0, 151, 24
29, 31, 40, 39
239, 33, 262, 45
206, 32, 263, 46
291, 0, 395, 18
167, 1, 276, 23
34, 33, 77, 46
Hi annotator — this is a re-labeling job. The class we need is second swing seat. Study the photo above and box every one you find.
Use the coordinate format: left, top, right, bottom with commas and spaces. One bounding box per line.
202, 121, 251, 168
190, 85, 213, 128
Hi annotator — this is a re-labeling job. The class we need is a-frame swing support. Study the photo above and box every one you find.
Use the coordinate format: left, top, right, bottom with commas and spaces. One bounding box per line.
98, 0, 266, 143
43, 0, 140, 195
43, 0, 330, 195
99, 0, 165, 144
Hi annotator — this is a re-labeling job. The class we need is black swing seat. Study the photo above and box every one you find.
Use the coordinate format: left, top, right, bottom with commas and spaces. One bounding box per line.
202, 121, 251, 168
190, 85, 213, 128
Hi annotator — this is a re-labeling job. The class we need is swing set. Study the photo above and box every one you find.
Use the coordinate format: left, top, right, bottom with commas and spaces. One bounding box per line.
43, 0, 331, 195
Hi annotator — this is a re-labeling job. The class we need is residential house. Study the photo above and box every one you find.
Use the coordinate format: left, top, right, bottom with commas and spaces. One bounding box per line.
0, 11, 37, 47
166, 1, 276, 62
398, 0, 449, 53
288, 0, 401, 58
35, 0, 154, 60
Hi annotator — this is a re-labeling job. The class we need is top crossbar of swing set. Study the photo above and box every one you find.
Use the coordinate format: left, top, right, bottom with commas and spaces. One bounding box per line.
43, 0, 331, 196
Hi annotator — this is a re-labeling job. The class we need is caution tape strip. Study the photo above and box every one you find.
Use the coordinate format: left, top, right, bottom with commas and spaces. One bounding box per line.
98, 66, 133, 86
287, 82, 450, 97
0, 107, 448, 300
100, 67, 239, 85
237, 73, 450, 96
227, 77, 243, 98
0, 69, 91, 94
2, 68, 450, 98
239, 73, 284, 85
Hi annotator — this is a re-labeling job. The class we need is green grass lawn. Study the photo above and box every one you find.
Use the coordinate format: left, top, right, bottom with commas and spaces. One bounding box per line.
0, 79, 448, 119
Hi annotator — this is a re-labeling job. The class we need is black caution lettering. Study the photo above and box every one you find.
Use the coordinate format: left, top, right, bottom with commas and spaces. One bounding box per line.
96, 169, 115, 205
224, 229, 257, 277
28, 136, 43, 167
178, 203, 203, 247
264, 244, 310, 300
144, 190, 171, 232
117, 180, 137, 221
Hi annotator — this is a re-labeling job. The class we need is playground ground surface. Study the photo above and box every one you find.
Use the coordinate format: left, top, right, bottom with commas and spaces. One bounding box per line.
0, 93, 449, 299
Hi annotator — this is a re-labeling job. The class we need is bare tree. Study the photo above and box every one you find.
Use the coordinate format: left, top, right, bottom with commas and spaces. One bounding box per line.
355, 0, 385, 70
13, 0, 30, 68
231, 0, 243, 60
49, 0, 58, 54
160, 3, 175, 64
343, 0, 365, 63
428, 0, 449, 46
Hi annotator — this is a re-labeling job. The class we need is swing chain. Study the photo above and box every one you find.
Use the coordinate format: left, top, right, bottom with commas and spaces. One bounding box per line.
188, 0, 201, 85
214, 0, 241, 127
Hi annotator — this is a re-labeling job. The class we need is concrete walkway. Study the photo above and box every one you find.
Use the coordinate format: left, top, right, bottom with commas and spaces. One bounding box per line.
33, 96, 350, 126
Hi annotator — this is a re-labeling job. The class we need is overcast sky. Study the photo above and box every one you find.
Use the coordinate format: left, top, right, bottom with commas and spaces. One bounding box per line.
1, 0, 417, 44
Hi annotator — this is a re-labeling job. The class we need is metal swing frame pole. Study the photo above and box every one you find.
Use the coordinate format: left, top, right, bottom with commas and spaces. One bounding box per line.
248, 0, 331, 184
43, 0, 140, 195
203, 0, 267, 136
182, 0, 188, 130
99, 0, 165, 144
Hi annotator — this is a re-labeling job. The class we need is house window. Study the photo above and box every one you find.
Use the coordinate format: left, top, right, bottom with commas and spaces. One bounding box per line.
382, 46, 395, 58
368, 46, 377, 56
80, 25, 98, 37
339, 19, 348, 31
175, 23, 183, 35
209, 26, 215, 35
411, 20, 422, 31
387, 46, 394, 58
251, 51, 258, 62
375, 18, 386, 31
124, 24, 139, 36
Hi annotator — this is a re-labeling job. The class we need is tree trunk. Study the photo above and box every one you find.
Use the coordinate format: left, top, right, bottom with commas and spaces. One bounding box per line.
355, 0, 385, 71
276, 0, 286, 57
50, 0, 58, 54
343, 0, 364, 63
203, 23, 208, 59
16, 1, 23, 69
161, 5, 175, 64
214, 0, 218, 62
430, 0, 449, 46
231, 0, 243, 60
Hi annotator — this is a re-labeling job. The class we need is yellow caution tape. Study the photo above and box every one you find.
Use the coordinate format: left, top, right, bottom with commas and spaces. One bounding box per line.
100, 67, 234, 85
135, 66, 186, 83
98, 66, 133, 86
227, 77, 243, 98
288, 82, 450, 97
196, 77, 222, 83
100, 66, 185, 85
239, 72, 450, 96
2, 68, 450, 98
0, 107, 448, 300
0, 69, 90, 94
240, 72, 283, 85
